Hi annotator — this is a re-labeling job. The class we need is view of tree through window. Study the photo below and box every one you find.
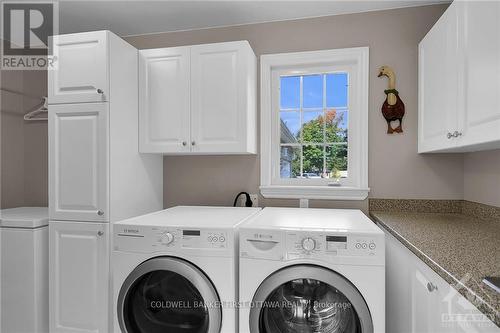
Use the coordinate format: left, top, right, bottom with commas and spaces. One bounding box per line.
280, 73, 348, 180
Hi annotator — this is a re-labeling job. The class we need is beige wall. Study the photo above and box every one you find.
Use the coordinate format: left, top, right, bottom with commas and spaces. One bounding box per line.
126, 4, 466, 212
0, 68, 48, 209
1, 69, 25, 208
464, 150, 500, 207
22, 70, 48, 207
3, 4, 497, 211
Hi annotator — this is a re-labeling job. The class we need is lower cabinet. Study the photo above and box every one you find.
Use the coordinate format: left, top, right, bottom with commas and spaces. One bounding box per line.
383, 227, 499, 333
410, 259, 450, 333
49, 221, 109, 333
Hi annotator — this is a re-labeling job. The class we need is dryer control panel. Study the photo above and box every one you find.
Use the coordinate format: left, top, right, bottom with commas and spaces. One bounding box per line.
286, 231, 378, 258
240, 228, 384, 265
114, 224, 231, 254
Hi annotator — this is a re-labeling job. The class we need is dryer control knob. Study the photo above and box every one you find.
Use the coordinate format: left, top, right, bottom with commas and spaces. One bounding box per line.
302, 238, 316, 252
160, 232, 174, 245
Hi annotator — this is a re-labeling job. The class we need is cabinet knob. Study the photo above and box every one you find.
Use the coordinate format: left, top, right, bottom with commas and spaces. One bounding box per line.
427, 282, 437, 292
97, 231, 104, 236
97, 210, 104, 216
191, 141, 196, 146
182, 141, 187, 146
96, 89, 104, 94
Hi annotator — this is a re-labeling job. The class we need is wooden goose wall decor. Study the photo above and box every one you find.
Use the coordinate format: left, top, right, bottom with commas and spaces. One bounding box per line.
378, 65, 405, 134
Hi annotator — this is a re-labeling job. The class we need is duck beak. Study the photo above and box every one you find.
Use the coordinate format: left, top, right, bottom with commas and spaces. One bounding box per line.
377, 71, 383, 77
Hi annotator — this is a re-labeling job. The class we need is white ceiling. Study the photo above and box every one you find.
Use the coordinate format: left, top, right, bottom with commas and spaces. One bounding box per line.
58, 0, 449, 37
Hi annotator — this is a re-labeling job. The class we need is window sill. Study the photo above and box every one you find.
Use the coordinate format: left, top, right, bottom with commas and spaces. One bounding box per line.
260, 185, 370, 201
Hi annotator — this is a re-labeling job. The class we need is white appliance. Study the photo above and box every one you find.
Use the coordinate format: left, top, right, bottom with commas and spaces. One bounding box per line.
112, 206, 261, 333
239, 207, 385, 333
0, 207, 49, 333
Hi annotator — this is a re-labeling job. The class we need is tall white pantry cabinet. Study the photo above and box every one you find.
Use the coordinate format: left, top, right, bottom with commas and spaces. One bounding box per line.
48, 30, 163, 333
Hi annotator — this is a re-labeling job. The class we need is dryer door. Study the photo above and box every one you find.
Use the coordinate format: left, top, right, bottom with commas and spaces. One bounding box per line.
117, 257, 222, 333
250, 265, 373, 333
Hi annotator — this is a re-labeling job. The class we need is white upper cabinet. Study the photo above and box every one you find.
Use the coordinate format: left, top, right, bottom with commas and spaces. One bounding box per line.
49, 103, 109, 222
418, 3, 460, 153
139, 47, 191, 153
419, 2, 500, 153
460, 1, 500, 149
139, 41, 257, 155
190, 42, 255, 154
49, 31, 109, 104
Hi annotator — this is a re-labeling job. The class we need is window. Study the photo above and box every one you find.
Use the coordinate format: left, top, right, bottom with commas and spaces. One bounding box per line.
279, 73, 348, 180
260, 48, 369, 200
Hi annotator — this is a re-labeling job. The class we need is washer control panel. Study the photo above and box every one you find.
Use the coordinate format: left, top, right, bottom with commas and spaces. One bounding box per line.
240, 228, 384, 264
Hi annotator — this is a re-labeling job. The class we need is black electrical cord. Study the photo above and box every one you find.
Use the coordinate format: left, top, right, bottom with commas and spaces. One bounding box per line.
233, 191, 253, 207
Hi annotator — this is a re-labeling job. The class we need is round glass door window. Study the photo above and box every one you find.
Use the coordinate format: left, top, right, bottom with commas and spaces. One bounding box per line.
260, 278, 360, 333
124, 270, 208, 333
251, 265, 373, 333
118, 257, 222, 333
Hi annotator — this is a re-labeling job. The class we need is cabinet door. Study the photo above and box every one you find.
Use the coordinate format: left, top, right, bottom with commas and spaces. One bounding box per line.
49, 103, 109, 222
139, 47, 190, 153
49, 221, 109, 333
418, 3, 460, 153
385, 230, 412, 333
49, 31, 108, 104
190, 42, 251, 153
459, 1, 500, 148
411, 267, 445, 333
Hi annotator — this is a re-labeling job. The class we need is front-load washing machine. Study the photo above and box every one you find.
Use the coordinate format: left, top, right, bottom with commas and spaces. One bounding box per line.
113, 206, 260, 333
239, 207, 385, 333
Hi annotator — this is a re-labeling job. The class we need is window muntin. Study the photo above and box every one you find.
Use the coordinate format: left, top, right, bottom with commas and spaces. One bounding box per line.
279, 71, 349, 183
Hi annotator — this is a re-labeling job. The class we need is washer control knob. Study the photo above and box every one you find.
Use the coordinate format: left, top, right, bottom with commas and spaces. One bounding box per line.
160, 232, 174, 245
302, 238, 316, 252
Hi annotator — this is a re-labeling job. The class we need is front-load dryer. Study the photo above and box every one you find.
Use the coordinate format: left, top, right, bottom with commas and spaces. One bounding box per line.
239, 207, 385, 333
113, 206, 261, 333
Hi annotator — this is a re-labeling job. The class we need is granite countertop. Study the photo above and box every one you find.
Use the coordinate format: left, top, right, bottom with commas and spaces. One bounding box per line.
370, 209, 500, 327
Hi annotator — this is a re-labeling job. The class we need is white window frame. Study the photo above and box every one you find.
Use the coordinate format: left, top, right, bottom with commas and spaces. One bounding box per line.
260, 47, 369, 200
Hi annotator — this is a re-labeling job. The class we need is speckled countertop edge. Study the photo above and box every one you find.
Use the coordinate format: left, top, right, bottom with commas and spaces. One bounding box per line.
370, 211, 500, 327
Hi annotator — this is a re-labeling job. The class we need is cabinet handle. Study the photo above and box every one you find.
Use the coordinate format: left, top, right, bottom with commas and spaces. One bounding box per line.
96, 89, 104, 94
97, 210, 104, 216
427, 282, 437, 292
182, 141, 187, 146
447, 132, 453, 139
191, 141, 196, 146
97, 231, 104, 236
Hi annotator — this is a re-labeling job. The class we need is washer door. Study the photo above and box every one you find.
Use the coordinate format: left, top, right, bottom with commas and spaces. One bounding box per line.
250, 265, 373, 333
117, 257, 222, 333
